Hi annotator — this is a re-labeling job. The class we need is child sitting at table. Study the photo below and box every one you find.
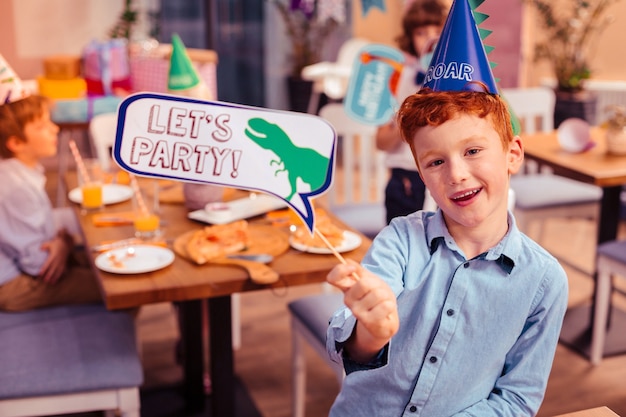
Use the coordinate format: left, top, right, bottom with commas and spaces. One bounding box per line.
0, 61, 101, 311
324, 1, 569, 415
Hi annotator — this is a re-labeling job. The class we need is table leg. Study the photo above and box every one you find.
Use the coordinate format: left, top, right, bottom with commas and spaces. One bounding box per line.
179, 299, 206, 414
208, 295, 235, 417
559, 185, 623, 359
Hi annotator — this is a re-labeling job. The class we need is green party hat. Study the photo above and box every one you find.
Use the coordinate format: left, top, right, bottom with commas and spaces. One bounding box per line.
168, 34, 201, 91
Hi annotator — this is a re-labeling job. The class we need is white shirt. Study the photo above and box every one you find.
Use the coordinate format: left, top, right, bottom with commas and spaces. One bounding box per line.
0, 158, 57, 285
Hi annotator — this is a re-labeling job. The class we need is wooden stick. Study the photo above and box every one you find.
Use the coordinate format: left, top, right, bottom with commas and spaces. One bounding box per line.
68, 140, 91, 184
314, 227, 360, 281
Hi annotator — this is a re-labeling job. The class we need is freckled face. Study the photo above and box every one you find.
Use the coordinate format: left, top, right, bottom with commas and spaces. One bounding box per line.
20, 110, 59, 164
412, 114, 521, 231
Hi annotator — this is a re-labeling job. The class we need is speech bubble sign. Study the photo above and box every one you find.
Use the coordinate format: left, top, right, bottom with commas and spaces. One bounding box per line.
343, 44, 405, 125
112, 93, 336, 233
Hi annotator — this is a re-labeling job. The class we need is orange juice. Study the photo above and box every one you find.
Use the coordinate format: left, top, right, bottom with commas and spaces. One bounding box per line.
81, 183, 103, 209
134, 213, 160, 238
115, 170, 131, 185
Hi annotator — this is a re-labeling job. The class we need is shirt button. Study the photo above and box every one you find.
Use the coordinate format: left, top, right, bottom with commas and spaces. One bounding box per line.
409, 405, 417, 412
447, 309, 454, 316
430, 356, 437, 363
464, 262, 470, 268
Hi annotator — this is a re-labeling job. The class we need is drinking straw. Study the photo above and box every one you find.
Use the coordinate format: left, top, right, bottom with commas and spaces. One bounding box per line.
314, 227, 360, 281
129, 174, 149, 216
68, 140, 91, 184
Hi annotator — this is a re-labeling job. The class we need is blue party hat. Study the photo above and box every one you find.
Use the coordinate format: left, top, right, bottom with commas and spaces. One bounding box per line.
422, 0, 497, 93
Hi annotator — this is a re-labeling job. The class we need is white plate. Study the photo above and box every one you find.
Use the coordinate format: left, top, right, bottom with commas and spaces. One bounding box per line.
188, 193, 287, 224
95, 245, 175, 274
68, 184, 134, 205
289, 230, 362, 254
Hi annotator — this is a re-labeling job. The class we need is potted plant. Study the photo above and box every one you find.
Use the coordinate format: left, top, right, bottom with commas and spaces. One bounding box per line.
109, 0, 138, 40
526, 0, 621, 126
268, 0, 345, 111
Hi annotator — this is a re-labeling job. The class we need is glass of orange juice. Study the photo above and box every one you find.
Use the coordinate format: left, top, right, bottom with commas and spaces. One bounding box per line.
79, 160, 104, 212
133, 180, 161, 240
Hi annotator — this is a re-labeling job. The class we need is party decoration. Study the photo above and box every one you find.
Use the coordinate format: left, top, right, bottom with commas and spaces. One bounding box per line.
0, 54, 29, 104
361, 0, 386, 16
168, 34, 201, 92
113, 93, 336, 233
343, 44, 405, 125
469, 0, 520, 134
421, 0, 497, 94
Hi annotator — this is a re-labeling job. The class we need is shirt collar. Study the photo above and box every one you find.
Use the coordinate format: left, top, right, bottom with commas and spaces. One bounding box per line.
425, 209, 519, 275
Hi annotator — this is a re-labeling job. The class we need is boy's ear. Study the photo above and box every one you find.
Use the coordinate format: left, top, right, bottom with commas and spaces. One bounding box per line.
6, 135, 24, 154
507, 135, 524, 175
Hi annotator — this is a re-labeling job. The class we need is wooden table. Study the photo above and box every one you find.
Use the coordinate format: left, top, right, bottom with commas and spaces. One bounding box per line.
521, 127, 626, 360
552, 406, 620, 417
68, 177, 370, 416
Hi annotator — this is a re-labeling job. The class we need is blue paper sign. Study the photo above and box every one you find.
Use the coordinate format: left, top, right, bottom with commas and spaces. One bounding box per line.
112, 93, 336, 232
343, 44, 405, 126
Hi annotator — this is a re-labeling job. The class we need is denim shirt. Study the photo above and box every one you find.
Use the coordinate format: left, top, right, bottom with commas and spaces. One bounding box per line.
327, 210, 568, 417
0, 158, 56, 284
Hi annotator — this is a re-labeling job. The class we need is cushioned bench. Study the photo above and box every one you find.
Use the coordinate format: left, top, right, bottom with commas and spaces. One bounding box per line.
0, 303, 143, 417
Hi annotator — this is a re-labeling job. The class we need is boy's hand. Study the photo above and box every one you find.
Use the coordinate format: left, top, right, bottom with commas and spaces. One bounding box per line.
38, 229, 74, 284
327, 260, 399, 362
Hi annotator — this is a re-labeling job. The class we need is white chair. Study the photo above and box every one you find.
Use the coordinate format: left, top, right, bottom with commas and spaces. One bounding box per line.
590, 240, 626, 364
288, 291, 345, 417
503, 87, 602, 272
89, 112, 118, 172
301, 38, 370, 114
318, 103, 388, 239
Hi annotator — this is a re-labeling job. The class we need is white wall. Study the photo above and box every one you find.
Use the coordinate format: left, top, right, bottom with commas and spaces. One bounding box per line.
0, 0, 126, 79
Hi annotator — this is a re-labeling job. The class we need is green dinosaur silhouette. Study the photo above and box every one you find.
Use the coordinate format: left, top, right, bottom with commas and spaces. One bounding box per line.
245, 118, 329, 201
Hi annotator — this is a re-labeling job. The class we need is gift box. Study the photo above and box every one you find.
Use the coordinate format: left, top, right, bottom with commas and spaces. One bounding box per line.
37, 76, 86, 99
50, 95, 123, 124
43, 55, 82, 80
82, 38, 132, 96
129, 43, 218, 98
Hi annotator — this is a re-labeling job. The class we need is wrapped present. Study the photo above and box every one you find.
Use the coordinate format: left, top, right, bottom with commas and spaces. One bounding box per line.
37, 76, 86, 99
129, 41, 218, 98
43, 55, 82, 80
82, 38, 132, 96
50, 95, 123, 124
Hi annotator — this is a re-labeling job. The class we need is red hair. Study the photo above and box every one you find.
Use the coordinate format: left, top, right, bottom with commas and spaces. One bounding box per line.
397, 88, 514, 155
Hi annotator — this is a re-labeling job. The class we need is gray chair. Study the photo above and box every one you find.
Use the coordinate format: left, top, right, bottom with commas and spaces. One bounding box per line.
503, 87, 602, 273
0, 304, 143, 417
590, 240, 626, 364
288, 291, 345, 417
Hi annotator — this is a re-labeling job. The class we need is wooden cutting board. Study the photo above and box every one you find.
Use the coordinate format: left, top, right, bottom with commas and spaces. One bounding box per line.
173, 224, 289, 284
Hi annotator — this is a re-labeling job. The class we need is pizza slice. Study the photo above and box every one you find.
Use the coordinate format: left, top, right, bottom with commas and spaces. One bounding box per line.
292, 216, 345, 249
186, 220, 249, 264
